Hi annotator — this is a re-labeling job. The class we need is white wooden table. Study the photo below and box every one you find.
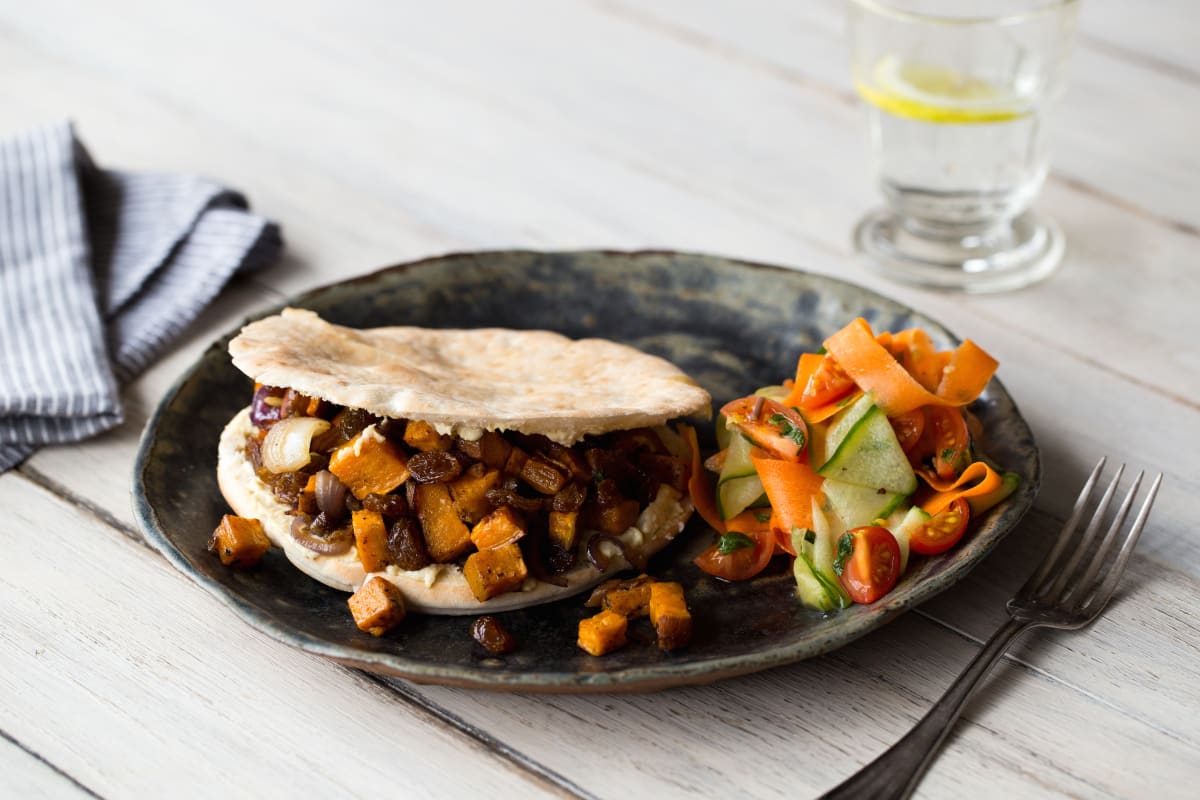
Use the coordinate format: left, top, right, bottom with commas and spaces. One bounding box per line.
3, 2, 1198, 797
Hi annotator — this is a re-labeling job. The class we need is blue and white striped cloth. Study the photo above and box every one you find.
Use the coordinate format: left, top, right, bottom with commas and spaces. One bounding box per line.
0, 121, 282, 473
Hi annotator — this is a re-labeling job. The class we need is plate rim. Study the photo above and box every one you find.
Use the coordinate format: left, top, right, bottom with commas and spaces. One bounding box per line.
132, 248, 1040, 692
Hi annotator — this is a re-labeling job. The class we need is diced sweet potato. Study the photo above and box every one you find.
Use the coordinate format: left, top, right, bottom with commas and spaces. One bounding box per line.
329, 427, 411, 499
577, 609, 628, 656
449, 466, 502, 525
462, 543, 528, 601
348, 576, 407, 636
605, 583, 653, 617
414, 483, 473, 562
649, 582, 692, 651
403, 419, 451, 452
503, 445, 529, 476
297, 474, 319, 515
584, 574, 654, 608
547, 510, 579, 552
352, 509, 391, 573
477, 431, 513, 470
588, 499, 641, 536
208, 514, 271, 568
470, 506, 527, 550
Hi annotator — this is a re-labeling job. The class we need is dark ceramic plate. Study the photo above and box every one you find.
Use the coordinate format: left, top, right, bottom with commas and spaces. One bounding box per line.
133, 251, 1039, 692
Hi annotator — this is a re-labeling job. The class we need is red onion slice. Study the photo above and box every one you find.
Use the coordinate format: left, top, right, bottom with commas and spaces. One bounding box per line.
314, 470, 349, 524
290, 517, 352, 555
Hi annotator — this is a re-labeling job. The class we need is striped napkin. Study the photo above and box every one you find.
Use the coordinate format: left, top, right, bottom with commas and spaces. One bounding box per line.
0, 121, 282, 473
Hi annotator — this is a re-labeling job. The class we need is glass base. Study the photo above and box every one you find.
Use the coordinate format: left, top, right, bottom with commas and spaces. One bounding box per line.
853, 209, 1064, 293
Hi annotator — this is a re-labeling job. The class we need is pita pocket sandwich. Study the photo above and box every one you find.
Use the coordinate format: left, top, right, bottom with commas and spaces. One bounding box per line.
216, 308, 711, 614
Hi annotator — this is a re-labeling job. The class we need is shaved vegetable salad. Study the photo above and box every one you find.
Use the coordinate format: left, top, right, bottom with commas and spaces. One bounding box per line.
686, 317, 1019, 611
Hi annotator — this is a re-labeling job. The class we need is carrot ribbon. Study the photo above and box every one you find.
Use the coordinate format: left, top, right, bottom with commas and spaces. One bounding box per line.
823, 318, 998, 416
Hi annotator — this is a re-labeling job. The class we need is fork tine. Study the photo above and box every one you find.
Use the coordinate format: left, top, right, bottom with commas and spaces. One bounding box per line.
1022, 457, 1106, 595
1040, 463, 1125, 600
1079, 473, 1163, 613
1063, 471, 1144, 604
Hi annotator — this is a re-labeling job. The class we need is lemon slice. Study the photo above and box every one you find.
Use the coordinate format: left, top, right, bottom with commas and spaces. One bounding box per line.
855, 56, 1030, 124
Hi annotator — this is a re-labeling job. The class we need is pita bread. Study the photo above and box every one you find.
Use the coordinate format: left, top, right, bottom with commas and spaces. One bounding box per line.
217, 407, 695, 613
229, 308, 711, 444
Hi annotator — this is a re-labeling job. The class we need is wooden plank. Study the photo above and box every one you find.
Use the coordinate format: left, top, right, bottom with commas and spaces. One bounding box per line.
588, 0, 1200, 231
1082, 0, 1200, 81
10, 0, 1198, 571
0, 475, 566, 800
396, 597, 1200, 799
0, 733, 95, 800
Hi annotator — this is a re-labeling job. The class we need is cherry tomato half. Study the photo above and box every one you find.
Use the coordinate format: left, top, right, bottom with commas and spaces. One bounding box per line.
799, 355, 856, 410
889, 408, 926, 454
835, 526, 901, 604
910, 498, 970, 555
926, 406, 971, 481
720, 397, 808, 461
694, 529, 775, 582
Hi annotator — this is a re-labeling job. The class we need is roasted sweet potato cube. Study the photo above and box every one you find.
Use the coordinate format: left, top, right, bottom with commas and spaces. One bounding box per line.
477, 431, 514, 470
589, 499, 641, 536
547, 510, 579, 552
329, 427, 411, 499
208, 515, 271, 568
403, 419, 451, 452
649, 582, 692, 651
462, 543, 528, 601
348, 576, 407, 636
449, 467, 501, 525
605, 583, 652, 618
503, 445, 529, 477
584, 574, 654, 608
577, 609, 628, 656
352, 509, 391, 573
414, 483, 473, 562
297, 474, 319, 515
470, 506, 527, 550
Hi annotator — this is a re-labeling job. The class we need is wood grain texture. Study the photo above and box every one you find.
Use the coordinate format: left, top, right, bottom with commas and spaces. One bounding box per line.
0, 0, 1196, 797
0, 476, 567, 800
0, 733, 95, 800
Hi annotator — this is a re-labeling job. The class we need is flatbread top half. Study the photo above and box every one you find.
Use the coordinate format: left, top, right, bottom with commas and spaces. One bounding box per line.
229, 309, 711, 444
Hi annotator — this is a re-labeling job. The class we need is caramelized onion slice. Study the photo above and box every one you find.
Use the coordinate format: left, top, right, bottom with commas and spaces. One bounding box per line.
314, 469, 349, 524
586, 533, 634, 572
261, 416, 330, 473
290, 516, 352, 555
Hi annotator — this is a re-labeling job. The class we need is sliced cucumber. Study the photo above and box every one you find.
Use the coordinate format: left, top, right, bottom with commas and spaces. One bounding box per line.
716, 435, 763, 520
718, 475, 766, 520
791, 528, 851, 613
814, 394, 875, 467
817, 396, 917, 495
888, 506, 931, 574
790, 501, 850, 612
823, 479, 906, 530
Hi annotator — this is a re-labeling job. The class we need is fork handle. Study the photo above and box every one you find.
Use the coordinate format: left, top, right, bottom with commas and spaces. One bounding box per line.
821, 617, 1035, 800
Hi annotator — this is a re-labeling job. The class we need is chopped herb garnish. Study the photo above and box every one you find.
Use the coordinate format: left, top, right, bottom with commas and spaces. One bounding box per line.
768, 413, 807, 448
815, 346, 827, 355
717, 532, 756, 555
593, 469, 606, 483
940, 448, 957, 463
754, 510, 772, 523
833, 532, 855, 576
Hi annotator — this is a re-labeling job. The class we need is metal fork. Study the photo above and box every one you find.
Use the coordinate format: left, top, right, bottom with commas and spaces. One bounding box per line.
822, 458, 1163, 800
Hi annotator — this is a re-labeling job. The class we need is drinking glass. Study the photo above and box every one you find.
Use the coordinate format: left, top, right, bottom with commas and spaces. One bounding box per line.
848, 0, 1078, 292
